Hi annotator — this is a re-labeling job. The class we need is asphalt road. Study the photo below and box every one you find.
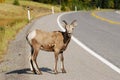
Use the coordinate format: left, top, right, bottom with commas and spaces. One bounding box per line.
0, 11, 120, 80
96, 11, 120, 22
60, 11, 120, 68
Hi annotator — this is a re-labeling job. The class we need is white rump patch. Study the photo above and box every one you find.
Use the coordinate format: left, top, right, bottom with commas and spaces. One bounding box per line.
28, 30, 36, 43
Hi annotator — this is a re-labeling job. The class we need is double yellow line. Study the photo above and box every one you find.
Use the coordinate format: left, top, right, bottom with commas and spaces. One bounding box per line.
91, 11, 120, 25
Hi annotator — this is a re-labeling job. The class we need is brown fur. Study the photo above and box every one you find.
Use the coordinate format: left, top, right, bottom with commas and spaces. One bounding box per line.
34, 30, 67, 52
27, 20, 77, 75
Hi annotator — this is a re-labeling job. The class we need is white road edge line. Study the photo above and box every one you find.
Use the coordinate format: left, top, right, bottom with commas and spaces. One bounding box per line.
57, 12, 120, 74
115, 11, 120, 14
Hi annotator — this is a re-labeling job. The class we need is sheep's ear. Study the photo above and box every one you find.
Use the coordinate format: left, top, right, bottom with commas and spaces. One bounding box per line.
71, 20, 77, 27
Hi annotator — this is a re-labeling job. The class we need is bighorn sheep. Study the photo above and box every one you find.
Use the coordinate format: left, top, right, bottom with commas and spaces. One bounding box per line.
26, 20, 77, 75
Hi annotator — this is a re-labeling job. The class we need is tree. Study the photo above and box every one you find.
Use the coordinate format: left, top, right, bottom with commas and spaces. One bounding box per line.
57, 0, 61, 5
31, 0, 120, 9
108, 0, 114, 8
101, 0, 107, 8
114, 0, 120, 9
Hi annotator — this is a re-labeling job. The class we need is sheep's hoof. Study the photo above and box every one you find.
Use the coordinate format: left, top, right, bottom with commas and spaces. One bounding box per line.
61, 69, 66, 73
31, 70, 37, 74
31, 70, 42, 75
53, 70, 58, 74
37, 72, 42, 75
36, 71, 42, 75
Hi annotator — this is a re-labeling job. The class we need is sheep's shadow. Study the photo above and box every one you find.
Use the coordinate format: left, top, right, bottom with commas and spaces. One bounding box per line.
6, 67, 53, 75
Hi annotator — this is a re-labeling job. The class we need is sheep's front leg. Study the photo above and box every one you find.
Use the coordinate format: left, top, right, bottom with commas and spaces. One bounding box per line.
60, 53, 66, 73
53, 52, 59, 74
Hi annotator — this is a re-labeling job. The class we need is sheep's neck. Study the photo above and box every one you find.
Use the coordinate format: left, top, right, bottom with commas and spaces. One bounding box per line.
62, 31, 71, 44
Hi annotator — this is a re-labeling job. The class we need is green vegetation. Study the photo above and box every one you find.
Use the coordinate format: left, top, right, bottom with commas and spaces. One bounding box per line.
33, 0, 120, 10
13, 0, 20, 6
1, 0, 119, 61
0, 3, 27, 59
0, 0, 60, 61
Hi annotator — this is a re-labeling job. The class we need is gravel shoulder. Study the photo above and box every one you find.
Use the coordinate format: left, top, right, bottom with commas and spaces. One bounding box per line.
0, 13, 120, 80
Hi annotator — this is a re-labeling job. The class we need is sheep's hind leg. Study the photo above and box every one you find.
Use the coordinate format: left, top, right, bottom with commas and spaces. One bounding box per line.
29, 46, 37, 74
32, 49, 42, 75
31, 39, 42, 75
29, 56, 37, 74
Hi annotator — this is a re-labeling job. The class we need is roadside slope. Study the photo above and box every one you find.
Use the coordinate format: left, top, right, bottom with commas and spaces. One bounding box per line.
0, 13, 120, 80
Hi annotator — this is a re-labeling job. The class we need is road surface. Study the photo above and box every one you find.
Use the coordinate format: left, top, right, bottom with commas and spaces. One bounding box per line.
60, 11, 120, 68
0, 11, 120, 80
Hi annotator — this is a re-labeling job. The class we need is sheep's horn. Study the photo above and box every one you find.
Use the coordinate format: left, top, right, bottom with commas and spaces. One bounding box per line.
62, 20, 68, 25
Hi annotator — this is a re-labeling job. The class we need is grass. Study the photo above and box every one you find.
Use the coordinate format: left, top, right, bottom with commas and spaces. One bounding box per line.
0, 0, 60, 61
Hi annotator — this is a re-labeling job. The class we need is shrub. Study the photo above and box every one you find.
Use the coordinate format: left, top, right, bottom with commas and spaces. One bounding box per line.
0, 26, 5, 31
61, 4, 66, 11
13, 0, 20, 6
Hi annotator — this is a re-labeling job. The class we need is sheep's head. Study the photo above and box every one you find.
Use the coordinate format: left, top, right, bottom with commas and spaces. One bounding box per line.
63, 20, 77, 34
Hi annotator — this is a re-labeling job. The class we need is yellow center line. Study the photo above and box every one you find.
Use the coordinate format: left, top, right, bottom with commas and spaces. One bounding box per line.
91, 11, 120, 25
